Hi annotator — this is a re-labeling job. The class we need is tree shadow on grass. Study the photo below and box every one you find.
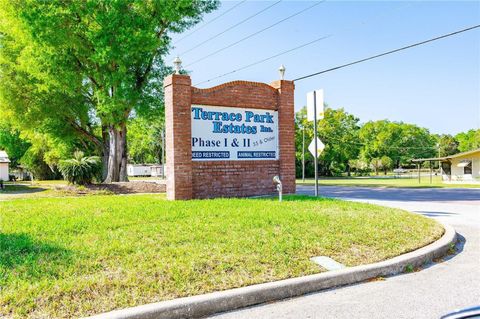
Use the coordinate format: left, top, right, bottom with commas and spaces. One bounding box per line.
0, 233, 72, 281
1, 185, 48, 194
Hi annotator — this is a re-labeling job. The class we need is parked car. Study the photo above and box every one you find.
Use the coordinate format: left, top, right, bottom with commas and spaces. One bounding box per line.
393, 168, 408, 174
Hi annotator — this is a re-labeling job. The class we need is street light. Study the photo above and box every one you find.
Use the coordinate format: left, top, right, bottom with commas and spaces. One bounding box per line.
278, 64, 286, 80
173, 56, 182, 74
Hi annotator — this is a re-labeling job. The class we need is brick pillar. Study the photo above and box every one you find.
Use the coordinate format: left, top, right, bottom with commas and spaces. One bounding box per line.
271, 80, 296, 194
164, 74, 193, 200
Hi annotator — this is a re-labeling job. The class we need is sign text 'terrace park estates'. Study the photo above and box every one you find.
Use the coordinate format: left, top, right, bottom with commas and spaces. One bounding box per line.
191, 105, 279, 161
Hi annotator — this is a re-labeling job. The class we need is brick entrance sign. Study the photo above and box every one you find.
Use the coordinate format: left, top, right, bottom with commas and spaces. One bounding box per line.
164, 74, 295, 200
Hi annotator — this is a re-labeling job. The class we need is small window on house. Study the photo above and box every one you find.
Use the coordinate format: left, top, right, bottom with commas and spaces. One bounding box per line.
458, 159, 472, 174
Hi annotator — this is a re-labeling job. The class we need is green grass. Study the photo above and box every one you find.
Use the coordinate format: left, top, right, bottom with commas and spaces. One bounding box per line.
0, 194, 443, 318
297, 175, 480, 188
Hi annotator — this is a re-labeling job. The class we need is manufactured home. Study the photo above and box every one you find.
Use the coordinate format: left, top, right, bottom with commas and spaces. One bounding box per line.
127, 164, 152, 177
0, 150, 10, 181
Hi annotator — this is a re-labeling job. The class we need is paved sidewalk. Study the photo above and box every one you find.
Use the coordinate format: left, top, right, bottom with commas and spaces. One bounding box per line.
211, 186, 480, 319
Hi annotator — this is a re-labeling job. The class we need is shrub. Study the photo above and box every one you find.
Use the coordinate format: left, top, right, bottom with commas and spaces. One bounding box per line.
58, 151, 101, 185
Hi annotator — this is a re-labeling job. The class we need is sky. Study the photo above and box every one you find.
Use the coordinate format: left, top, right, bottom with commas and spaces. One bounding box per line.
166, 1, 480, 135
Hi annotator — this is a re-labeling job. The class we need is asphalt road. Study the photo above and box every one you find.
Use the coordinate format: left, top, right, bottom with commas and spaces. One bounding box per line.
210, 185, 480, 319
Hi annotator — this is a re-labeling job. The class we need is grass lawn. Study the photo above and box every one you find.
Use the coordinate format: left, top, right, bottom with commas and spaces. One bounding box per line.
297, 175, 480, 188
0, 194, 443, 318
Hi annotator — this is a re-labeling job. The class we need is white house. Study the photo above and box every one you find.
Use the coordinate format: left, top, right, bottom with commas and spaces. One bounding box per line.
0, 150, 10, 181
413, 148, 480, 183
440, 148, 480, 182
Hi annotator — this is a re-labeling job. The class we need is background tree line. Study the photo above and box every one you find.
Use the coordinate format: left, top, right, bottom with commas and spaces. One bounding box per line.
295, 106, 480, 177
1, 104, 478, 180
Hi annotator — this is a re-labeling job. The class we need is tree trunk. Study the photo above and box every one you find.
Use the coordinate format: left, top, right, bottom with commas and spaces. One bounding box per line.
104, 123, 129, 183
101, 125, 109, 181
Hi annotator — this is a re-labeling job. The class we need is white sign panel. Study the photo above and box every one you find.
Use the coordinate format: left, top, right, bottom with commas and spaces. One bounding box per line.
308, 138, 325, 157
191, 105, 279, 161
307, 89, 324, 121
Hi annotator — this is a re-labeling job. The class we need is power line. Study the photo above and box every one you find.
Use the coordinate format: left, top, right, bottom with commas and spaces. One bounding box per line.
179, 0, 282, 56
185, 1, 325, 68
293, 24, 480, 82
194, 34, 332, 86
174, 1, 247, 45
193, 2, 414, 86
298, 128, 438, 150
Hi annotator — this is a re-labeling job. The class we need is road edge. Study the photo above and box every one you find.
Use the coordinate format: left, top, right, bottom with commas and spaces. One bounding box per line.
87, 222, 456, 319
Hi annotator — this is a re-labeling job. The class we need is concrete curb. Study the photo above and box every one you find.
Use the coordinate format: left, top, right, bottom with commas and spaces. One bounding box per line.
87, 222, 456, 319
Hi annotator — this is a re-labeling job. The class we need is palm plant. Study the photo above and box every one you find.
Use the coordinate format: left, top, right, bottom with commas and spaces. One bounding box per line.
58, 151, 101, 185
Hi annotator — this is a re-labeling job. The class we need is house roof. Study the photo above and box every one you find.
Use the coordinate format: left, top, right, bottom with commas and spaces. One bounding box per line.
0, 150, 10, 163
412, 148, 480, 162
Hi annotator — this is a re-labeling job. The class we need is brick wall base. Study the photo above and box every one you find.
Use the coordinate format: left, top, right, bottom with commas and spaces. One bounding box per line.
192, 161, 279, 199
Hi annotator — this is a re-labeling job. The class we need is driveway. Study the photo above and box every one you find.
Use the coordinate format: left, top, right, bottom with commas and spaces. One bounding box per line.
211, 185, 480, 319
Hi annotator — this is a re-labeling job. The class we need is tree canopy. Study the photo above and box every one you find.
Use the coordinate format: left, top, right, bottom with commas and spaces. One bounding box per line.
359, 120, 437, 167
455, 129, 480, 152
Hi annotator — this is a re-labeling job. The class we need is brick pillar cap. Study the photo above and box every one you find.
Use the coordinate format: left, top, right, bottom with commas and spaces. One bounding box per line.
164, 74, 192, 88
270, 80, 295, 90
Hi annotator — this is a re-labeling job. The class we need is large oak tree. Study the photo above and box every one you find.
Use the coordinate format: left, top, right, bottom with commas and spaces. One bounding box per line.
0, 0, 218, 182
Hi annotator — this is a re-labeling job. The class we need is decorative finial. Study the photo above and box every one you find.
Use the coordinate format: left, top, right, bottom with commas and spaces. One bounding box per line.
173, 56, 182, 74
278, 64, 286, 80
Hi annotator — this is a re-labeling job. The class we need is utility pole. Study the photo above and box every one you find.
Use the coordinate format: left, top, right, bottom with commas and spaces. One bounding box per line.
437, 143, 441, 174
302, 123, 305, 182
307, 89, 324, 196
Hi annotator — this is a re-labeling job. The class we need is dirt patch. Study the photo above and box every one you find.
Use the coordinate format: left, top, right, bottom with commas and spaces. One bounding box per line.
88, 181, 166, 194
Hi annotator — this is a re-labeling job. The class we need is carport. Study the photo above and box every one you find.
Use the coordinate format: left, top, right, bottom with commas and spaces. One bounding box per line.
411, 156, 444, 184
